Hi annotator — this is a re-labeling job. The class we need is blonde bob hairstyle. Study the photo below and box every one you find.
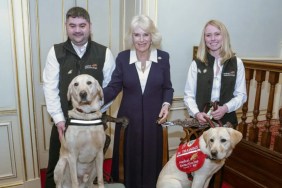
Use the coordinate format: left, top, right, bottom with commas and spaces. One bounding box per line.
197, 20, 234, 65
125, 15, 162, 49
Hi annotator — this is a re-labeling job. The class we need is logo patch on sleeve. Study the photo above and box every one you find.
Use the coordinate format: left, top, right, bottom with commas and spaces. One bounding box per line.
176, 138, 206, 173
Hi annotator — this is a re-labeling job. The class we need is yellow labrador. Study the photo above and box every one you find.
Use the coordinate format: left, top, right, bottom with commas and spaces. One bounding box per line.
67, 74, 104, 121
54, 74, 128, 188
157, 127, 242, 188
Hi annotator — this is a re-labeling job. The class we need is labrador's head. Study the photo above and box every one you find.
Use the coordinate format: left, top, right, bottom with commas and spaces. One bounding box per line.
201, 127, 242, 160
67, 74, 103, 112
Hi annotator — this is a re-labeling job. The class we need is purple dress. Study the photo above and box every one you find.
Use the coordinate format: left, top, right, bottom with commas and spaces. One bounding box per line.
103, 49, 174, 188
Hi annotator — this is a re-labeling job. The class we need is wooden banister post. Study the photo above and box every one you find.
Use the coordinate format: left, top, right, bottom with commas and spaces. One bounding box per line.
261, 71, 279, 147
238, 68, 253, 138
249, 70, 266, 143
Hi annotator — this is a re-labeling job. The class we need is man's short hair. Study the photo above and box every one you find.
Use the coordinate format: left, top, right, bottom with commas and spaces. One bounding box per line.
66, 7, 90, 23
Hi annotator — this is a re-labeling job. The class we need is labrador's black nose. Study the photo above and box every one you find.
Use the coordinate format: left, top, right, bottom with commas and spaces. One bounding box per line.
211, 150, 218, 158
79, 90, 87, 100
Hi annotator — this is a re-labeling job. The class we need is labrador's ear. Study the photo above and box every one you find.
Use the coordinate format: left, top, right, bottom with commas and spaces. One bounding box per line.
95, 80, 104, 106
67, 79, 75, 101
227, 128, 243, 147
202, 128, 211, 148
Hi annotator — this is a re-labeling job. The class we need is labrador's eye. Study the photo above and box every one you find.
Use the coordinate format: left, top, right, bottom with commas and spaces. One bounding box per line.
210, 139, 214, 143
74, 82, 79, 86
87, 81, 92, 85
221, 139, 227, 143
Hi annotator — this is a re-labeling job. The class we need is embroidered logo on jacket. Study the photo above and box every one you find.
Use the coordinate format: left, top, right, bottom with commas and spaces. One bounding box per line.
223, 71, 235, 77
176, 138, 206, 173
85, 64, 98, 70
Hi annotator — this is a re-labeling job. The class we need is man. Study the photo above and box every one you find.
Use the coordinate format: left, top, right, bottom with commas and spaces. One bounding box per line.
43, 7, 115, 187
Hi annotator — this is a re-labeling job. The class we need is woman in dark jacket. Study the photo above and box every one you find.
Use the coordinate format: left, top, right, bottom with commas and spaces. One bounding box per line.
103, 15, 174, 188
184, 19, 247, 187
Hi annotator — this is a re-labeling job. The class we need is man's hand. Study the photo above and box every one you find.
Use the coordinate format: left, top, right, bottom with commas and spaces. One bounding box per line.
56, 121, 66, 141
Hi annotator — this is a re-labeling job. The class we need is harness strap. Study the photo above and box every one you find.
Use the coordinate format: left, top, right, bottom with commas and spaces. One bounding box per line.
187, 173, 193, 181
67, 118, 103, 126
212, 102, 223, 127
64, 118, 103, 136
186, 155, 219, 181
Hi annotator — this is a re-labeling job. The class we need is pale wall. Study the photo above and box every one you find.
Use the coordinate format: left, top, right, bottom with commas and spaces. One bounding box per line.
157, 0, 282, 96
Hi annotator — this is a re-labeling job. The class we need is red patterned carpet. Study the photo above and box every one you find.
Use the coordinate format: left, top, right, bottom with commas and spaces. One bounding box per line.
246, 119, 280, 149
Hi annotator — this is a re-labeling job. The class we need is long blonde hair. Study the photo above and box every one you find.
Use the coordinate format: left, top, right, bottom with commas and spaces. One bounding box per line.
197, 20, 234, 64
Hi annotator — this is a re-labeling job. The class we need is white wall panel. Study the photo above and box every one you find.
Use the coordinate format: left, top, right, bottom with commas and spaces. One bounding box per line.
38, 0, 64, 77
0, 122, 16, 179
0, 0, 41, 186
0, 116, 26, 187
0, 0, 16, 109
89, 1, 111, 46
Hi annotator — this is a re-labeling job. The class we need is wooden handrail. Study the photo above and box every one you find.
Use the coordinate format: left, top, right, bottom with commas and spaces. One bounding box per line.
242, 59, 282, 72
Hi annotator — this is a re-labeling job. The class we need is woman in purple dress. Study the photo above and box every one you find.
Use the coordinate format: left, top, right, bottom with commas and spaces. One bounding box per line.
103, 15, 174, 188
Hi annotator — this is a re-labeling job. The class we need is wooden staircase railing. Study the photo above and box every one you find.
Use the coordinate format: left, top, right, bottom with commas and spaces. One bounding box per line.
238, 59, 282, 153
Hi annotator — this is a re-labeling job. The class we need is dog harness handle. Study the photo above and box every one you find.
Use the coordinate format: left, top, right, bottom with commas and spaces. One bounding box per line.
203, 101, 223, 127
